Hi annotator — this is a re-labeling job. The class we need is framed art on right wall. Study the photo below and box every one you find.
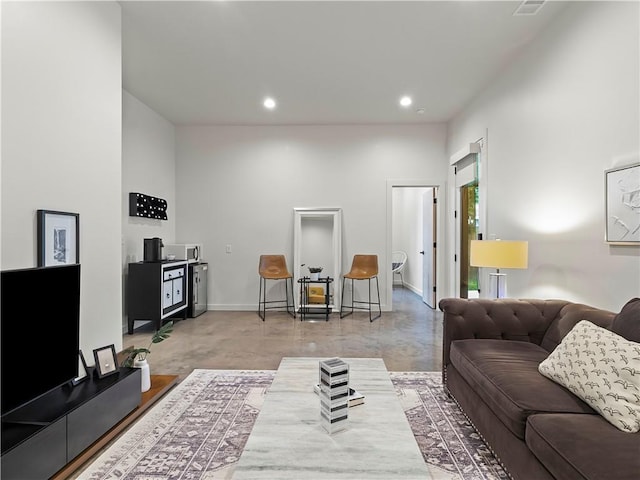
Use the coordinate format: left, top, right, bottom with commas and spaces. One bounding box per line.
605, 162, 640, 245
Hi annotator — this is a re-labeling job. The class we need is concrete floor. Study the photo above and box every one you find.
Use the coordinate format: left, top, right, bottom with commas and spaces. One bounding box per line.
123, 287, 444, 382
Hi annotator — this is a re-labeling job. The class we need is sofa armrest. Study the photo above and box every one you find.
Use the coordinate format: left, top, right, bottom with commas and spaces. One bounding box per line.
438, 298, 570, 384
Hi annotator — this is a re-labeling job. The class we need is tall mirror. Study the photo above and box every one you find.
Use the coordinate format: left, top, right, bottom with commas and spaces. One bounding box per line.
293, 208, 342, 312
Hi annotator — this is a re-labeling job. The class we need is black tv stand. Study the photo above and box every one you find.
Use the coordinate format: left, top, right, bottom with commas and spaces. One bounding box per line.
3, 420, 50, 426
1, 368, 141, 480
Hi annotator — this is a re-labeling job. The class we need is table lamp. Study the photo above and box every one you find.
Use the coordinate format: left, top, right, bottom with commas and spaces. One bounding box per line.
470, 240, 528, 298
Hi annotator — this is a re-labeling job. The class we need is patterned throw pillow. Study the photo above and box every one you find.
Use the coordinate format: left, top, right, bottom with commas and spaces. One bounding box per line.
538, 320, 640, 433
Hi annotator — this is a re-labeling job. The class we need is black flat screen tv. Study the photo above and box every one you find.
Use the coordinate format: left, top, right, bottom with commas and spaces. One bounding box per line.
1, 263, 81, 416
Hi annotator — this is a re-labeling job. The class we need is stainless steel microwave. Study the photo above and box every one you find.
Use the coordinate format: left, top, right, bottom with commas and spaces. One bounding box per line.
164, 243, 202, 263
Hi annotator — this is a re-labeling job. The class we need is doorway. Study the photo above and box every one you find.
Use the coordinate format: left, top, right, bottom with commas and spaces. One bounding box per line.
386, 180, 441, 311
459, 182, 479, 298
452, 138, 485, 299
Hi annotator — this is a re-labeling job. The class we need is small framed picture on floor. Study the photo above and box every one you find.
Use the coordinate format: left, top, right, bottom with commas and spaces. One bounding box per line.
93, 344, 119, 378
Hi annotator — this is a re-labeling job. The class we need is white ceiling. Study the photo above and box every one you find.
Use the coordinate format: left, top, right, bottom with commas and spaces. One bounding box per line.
120, 1, 570, 126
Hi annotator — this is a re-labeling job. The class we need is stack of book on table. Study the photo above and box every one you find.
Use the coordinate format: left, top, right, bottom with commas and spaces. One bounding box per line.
318, 358, 350, 434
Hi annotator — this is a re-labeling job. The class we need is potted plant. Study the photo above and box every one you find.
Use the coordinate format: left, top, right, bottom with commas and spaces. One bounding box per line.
122, 321, 174, 392
308, 266, 323, 280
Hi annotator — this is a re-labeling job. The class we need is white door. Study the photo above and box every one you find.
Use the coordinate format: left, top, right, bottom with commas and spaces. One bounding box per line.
422, 189, 436, 307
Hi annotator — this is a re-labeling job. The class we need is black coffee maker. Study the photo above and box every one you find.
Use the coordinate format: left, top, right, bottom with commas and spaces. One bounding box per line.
143, 237, 163, 262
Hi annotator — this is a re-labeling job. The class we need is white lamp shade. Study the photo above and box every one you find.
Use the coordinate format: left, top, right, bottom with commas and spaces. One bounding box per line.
470, 240, 528, 269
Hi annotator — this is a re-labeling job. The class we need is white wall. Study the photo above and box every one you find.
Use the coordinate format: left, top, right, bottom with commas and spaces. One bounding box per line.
1, 2, 123, 353
447, 1, 640, 312
122, 90, 176, 329
175, 124, 448, 310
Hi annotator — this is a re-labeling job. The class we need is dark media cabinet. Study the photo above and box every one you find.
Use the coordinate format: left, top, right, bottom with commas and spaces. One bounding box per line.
127, 260, 188, 334
1, 367, 141, 480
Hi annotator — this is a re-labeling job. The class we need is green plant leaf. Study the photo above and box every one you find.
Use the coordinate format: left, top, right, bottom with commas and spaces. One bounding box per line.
122, 321, 174, 367
122, 347, 150, 367
151, 321, 174, 343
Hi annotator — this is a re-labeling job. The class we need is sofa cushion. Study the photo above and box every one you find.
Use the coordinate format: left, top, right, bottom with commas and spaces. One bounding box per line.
540, 303, 616, 353
611, 297, 640, 343
450, 339, 594, 439
526, 413, 640, 480
538, 320, 640, 433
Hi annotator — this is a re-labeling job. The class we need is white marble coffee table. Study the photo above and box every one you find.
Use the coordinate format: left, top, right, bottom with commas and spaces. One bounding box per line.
232, 357, 431, 479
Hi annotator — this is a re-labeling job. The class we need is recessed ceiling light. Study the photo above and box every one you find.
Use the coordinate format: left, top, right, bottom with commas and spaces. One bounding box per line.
263, 97, 276, 110
400, 96, 412, 107
416, 108, 425, 115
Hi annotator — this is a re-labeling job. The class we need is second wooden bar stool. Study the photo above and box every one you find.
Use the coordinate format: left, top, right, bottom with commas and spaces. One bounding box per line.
339, 254, 381, 322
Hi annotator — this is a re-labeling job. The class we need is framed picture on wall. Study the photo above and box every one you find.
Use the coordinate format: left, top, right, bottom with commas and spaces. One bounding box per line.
37, 210, 80, 267
605, 162, 640, 245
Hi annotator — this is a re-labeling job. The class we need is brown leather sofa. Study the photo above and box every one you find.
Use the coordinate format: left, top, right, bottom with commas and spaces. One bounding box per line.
439, 297, 640, 480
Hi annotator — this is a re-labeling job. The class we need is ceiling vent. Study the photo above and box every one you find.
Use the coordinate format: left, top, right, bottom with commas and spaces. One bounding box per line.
513, 0, 546, 16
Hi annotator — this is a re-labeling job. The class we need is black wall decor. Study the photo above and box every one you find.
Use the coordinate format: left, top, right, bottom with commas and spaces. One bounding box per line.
129, 192, 168, 220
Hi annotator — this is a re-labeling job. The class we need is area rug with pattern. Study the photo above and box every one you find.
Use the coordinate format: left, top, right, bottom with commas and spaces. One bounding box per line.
76, 369, 508, 480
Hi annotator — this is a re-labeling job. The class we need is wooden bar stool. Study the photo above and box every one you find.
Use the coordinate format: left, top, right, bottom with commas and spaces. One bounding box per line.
339, 254, 381, 322
258, 254, 296, 320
